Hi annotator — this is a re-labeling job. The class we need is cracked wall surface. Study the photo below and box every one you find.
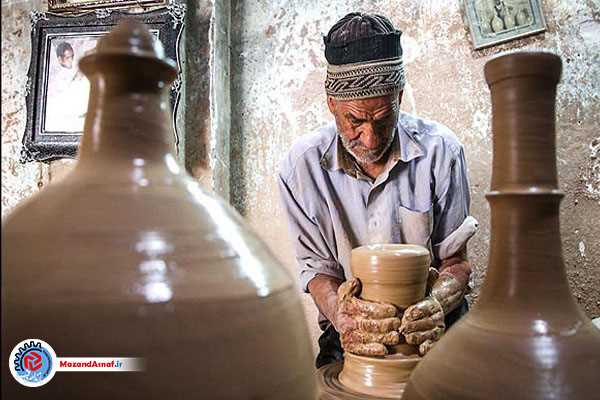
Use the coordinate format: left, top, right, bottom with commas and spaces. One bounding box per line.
229, 0, 600, 352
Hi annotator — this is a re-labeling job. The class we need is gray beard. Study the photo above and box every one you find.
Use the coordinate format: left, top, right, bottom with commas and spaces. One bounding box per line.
340, 129, 396, 164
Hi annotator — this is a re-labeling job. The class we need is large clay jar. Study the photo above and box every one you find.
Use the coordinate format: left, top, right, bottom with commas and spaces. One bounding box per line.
402, 52, 600, 399
319, 244, 430, 399
1, 21, 315, 399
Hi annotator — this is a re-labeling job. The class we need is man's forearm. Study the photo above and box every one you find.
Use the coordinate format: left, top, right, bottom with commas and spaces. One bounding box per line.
438, 247, 471, 286
439, 257, 471, 287
307, 274, 343, 326
434, 247, 472, 314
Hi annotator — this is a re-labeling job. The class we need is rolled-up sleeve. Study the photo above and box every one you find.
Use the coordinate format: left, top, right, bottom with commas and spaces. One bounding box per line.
431, 145, 478, 263
277, 173, 345, 292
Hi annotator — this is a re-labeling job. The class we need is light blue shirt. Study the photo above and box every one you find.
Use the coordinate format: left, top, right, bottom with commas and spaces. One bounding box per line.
278, 113, 476, 298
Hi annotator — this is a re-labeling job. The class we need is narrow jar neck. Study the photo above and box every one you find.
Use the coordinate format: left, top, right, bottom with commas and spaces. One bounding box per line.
490, 78, 559, 191
77, 74, 175, 167
479, 194, 575, 309
479, 62, 576, 312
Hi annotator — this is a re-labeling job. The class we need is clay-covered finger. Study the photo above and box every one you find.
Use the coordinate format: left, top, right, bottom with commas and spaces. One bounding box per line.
342, 329, 400, 346
442, 289, 464, 309
358, 317, 402, 333
346, 297, 398, 319
435, 283, 462, 304
344, 342, 388, 357
419, 339, 437, 355
402, 298, 442, 322
405, 326, 444, 345
337, 278, 361, 302
399, 311, 444, 334
432, 274, 467, 311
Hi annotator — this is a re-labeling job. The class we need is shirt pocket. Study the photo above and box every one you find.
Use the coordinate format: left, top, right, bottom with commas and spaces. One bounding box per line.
397, 205, 433, 247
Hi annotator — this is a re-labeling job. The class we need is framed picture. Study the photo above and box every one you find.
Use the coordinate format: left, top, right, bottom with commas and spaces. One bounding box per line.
20, 4, 185, 163
48, 0, 168, 14
462, 0, 546, 50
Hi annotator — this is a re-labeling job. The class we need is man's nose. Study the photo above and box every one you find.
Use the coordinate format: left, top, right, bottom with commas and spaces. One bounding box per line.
359, 123, 378, 149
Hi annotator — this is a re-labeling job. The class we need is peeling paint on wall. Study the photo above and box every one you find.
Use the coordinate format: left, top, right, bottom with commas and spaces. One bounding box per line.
579, 241, 586, 258
581, 136, 600, 199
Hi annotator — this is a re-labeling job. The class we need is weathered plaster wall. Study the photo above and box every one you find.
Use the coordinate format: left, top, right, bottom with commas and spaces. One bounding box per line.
230, 0, 600, 352
2, 0, 54, 218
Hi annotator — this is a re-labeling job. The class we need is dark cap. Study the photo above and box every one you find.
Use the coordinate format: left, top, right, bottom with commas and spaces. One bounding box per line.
324, 12, 402, 65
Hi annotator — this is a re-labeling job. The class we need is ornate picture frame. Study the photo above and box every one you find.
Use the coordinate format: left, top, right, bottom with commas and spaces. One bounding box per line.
462, 0, 546, 50
20, 5, 185, 163
48, 0, 168, 14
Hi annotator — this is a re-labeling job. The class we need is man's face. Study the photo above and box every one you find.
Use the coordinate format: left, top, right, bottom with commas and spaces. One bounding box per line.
58, 49, 74, 69
328, 93, 401, 164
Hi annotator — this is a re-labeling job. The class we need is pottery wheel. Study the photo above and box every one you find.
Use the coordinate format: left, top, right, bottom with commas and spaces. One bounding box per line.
317, 362, 407, 399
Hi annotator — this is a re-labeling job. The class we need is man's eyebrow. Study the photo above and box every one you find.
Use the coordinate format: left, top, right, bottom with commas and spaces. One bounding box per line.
345, 112, 365, 121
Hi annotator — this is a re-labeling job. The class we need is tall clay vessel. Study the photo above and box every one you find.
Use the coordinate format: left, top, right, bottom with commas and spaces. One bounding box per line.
402, 52, 600, 399
1, 21, 315, 399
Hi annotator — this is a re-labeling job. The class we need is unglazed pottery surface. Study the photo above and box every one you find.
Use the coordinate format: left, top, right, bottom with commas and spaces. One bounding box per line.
402, 52, 600, 400
1, 21, 315, 399
351, 244, 431, 309
323, 244, 430, 398
339, 353, 420, 398
318, 362, 377, 400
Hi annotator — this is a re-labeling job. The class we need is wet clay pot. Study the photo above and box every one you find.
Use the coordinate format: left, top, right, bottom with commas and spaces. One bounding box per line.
319, 244, 430, 399
1, 21, 315, 399
402, 52, 600, 399
351, 244, 431, 309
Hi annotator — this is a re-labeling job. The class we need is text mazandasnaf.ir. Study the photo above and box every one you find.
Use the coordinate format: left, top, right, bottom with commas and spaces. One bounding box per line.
58, 358, 145, 372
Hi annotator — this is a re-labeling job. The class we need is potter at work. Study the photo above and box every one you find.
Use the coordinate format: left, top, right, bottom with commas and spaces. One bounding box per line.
278, 12, 478, 376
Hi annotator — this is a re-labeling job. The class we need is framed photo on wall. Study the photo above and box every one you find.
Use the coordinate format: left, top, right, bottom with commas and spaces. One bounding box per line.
48, 0, 168, 14
20, 5, 185, 163
462, 0, 546, 50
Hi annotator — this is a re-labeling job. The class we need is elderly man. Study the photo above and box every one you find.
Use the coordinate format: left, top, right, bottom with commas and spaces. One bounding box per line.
278, 12, 478, 368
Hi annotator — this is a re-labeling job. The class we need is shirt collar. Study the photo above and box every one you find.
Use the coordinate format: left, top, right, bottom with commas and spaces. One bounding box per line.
397, 112, 426, 163
320, 113, 425, 174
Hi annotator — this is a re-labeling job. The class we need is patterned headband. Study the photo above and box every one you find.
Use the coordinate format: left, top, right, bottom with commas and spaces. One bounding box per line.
325, 57, 405, 101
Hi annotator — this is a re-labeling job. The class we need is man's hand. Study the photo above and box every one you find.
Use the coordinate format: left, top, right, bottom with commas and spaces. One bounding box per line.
400, 261, 471, 356
335, 278, 402, 356
399, 295, 445, 355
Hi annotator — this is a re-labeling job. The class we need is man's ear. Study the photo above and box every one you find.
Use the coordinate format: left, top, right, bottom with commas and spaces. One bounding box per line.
327, 96, 336, 114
